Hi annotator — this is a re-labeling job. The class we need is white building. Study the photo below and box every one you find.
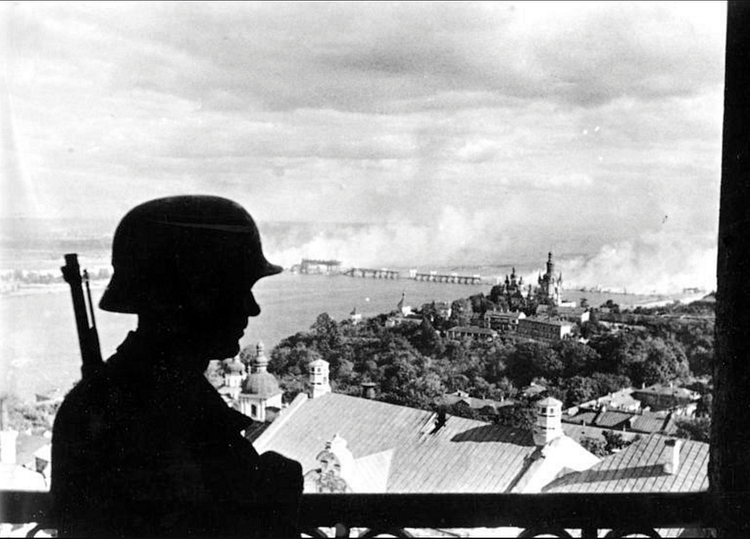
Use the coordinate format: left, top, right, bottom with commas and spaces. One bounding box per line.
518, 316, 573, 342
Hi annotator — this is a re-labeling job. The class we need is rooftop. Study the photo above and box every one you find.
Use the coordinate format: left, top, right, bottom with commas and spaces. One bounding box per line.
521, 317, 573, 327
633, 385, 700, 400
594, 410, 634, 430
254, 392, 599, 494
544, 434, 708, 494
447, 326, 497, 335
563, 408, 678, 436
442, 391, 514, 411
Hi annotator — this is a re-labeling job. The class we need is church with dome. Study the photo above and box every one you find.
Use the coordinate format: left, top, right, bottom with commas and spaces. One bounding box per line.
208, 341, 284, 424
490, 252, 564, 310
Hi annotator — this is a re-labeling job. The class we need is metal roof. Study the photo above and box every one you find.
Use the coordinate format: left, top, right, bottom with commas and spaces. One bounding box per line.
594, 410, 633, 429
543, 434, 708, 493
630, 412, 671, 434
562, 410, 599, 426
254, 393, 597, 493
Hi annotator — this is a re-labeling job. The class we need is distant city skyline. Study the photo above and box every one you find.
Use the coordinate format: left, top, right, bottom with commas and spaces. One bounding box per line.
1, 2, 727, 291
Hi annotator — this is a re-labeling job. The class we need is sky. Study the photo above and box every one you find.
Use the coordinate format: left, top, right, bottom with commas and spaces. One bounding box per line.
1, 2, 727, 292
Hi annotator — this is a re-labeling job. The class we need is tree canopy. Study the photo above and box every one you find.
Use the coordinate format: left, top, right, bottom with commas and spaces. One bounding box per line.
266, 290, 713, 434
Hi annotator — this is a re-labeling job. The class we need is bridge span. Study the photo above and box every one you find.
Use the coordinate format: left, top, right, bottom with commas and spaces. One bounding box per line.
343, 268, 400, 279
340, 267, 484, 284
412, 272, 483, 285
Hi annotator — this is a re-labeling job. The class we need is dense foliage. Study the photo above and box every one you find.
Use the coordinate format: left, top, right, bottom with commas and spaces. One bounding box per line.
267, 293, 714, 437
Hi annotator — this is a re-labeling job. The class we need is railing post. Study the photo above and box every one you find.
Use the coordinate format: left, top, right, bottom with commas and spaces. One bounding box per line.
334, 522, 350, 538
580, 526, 598, 539
713, 2, 750, 537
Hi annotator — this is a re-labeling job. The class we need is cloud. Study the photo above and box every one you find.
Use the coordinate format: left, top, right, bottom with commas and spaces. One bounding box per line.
1, 2, 724, 294
9, 2, 724, 114
546, 173, 593, 188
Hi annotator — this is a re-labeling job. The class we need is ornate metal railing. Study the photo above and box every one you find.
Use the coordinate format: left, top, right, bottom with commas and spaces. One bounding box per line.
0, 490, 724, 538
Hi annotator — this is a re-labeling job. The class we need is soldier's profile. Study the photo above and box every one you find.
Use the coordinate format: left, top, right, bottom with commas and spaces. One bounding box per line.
52, 195, 303, 537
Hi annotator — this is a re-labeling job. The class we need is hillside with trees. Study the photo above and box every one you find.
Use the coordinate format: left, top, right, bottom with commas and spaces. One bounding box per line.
267, 292, 714, 436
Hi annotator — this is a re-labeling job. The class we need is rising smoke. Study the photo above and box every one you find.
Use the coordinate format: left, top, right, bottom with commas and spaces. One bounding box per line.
263, 212, 718, 295
560, 230, 717, 295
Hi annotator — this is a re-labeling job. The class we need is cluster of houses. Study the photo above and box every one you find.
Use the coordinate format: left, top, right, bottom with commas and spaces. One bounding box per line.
562, 384, 703, 437
441, 378, 705, 443
449, 303, 590, 344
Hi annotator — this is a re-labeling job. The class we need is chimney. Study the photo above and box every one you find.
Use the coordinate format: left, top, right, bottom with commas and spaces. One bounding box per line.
361, 382, 377, 400
532, 397, 563, 446
309, 359, 331, 399
663, 438, 683, 475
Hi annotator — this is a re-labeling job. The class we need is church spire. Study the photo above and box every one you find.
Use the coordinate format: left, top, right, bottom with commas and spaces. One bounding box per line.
254, 341, 269, 373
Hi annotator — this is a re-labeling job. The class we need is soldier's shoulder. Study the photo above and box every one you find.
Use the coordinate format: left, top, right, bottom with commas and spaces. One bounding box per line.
57, 365, 118, 416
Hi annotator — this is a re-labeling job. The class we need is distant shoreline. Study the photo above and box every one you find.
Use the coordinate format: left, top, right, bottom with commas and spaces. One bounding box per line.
0, 273, 703, 308
0, 280, 107, 299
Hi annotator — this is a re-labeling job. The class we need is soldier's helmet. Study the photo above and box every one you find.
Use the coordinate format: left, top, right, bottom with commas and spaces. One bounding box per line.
99, 195, 282, 315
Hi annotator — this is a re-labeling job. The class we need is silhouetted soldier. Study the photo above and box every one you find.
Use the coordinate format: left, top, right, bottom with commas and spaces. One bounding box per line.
51, 196, 303, 537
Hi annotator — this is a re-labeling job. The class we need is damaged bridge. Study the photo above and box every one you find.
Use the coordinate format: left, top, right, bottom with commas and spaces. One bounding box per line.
343, 268, 401, 279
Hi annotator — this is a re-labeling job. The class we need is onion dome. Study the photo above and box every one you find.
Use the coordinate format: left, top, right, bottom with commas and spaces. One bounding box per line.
223, 356, 246, 375
243, 372, 281, 398
242, 341, 281, 398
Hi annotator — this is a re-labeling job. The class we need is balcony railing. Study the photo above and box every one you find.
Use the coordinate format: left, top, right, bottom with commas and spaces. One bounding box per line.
0, 490, 725, 538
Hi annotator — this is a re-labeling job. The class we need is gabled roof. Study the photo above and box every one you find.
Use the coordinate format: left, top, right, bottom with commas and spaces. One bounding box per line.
543, 434, 708, 494
442, 392, 514, 411
447, 326, 497, 335
521, 316, 572, 327
512, 436, 600, 494
561, 423, 641, 445
632, 385, 698, 400
630, 412, 671, 434
562, 410, 599, 426
564, 408, 678, 436
254, 393, 598, 494
594, 410, 633, 429
486, 311, 524, 319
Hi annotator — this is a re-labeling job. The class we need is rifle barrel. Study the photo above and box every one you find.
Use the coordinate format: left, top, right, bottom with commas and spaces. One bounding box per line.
62, 254, 103, 379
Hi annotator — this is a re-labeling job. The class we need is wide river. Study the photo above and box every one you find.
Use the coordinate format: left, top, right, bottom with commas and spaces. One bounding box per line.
1, 271, 663, 402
